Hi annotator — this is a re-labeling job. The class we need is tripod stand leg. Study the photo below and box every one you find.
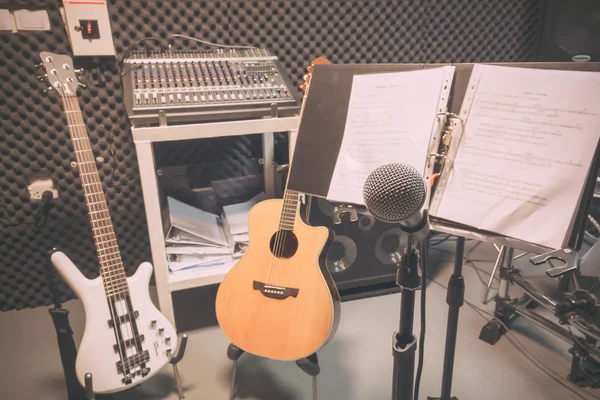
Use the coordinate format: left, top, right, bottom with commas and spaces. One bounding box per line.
229, 360, 238, 400
227, 344, 245, 400
313, 376, 317, 400
85, 373, 95, 400
173, 364, 184, 399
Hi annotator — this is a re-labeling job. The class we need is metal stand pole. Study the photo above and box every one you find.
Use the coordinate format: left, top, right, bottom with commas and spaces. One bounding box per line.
429, 237, 465, 400
392, 236, 421, 400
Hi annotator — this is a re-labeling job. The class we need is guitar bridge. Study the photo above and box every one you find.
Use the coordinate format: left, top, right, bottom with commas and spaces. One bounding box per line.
116, 350, 150, 374
253, 280, 299, 300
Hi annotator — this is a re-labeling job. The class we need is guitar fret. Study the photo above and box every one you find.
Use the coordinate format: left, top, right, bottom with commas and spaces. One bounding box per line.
61, 97, 130, 297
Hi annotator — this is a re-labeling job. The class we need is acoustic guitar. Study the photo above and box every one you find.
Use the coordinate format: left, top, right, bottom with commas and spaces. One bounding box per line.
215, 57, 340, 361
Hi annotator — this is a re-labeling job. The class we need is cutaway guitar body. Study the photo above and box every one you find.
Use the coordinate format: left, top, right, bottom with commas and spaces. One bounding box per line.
215, 197, 341, 361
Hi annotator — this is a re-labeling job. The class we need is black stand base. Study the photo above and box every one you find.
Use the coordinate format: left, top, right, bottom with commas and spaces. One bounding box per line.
227, 343, 320, 400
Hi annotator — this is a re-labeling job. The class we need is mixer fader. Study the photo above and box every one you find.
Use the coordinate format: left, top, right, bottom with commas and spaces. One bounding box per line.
123, 49, 301, 125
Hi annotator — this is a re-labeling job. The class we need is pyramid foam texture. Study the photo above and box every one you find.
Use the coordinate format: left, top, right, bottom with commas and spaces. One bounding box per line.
0, 0, 544, 310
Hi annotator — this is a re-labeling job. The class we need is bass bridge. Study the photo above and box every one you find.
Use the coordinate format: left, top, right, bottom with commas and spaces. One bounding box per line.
253, 280, 299, 300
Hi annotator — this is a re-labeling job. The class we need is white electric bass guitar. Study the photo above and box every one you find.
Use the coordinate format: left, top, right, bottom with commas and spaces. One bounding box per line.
40, 52, 177, 394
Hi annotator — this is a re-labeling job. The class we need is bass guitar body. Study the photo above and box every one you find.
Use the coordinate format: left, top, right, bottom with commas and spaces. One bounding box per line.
216, 198, 341, 361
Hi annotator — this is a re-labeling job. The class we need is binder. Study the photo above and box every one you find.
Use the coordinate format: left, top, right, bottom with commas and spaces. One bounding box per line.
288, 61, 600, 254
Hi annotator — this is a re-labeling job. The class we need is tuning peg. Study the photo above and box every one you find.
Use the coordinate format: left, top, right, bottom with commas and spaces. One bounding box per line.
78, 82, 87, 88
34, 63, 43, 68
74, 68, 84, 74
37, 74, 47, 81
42, 86, 54, 94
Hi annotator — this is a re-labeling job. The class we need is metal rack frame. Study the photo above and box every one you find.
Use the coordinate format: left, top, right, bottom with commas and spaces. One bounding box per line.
133, 116, 300, 327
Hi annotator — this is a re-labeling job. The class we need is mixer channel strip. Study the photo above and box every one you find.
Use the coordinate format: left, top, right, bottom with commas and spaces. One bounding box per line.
123, 49, 301, 125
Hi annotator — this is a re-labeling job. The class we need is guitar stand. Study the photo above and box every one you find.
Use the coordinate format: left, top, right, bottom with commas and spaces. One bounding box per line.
46, 250, 188, 400
226, 343, 320, 400
170, 333, 189, 399
80, 335, 187, 400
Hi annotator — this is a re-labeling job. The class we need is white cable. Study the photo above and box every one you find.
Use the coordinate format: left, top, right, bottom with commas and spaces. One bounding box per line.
167, 34, 258, 49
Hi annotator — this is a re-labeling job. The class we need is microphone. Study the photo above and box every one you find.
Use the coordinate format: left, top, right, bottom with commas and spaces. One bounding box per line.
363, 163, 430, 239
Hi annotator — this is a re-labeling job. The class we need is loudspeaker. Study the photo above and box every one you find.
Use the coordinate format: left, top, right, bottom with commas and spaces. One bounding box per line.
308, 197, 407, 300
537, 0, 600, 62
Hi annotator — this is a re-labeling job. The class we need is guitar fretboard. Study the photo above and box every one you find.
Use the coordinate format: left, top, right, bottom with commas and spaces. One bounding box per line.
62, 96, 129, 298
278, 190, 300, 231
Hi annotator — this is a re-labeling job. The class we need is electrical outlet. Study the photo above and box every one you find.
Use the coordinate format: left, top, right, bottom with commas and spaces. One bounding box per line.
28, 177, 58, 201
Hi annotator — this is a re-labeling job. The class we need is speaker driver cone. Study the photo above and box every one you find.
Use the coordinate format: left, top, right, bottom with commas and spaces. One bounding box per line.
375, 228, 408, 265
358, 215, 376, 232
326, 235, 358, 273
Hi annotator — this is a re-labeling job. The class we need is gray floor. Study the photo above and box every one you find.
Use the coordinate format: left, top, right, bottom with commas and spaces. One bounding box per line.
2, 239, 600, 400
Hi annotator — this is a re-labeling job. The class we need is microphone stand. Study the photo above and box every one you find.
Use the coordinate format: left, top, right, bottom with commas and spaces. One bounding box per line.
392, 232, 423, 400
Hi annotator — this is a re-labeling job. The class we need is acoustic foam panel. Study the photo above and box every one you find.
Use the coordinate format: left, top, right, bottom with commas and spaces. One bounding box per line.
0, 0, 544, 310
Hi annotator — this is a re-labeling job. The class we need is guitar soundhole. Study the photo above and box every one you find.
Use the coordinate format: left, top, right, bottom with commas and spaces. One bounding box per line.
269, 230, 298, 258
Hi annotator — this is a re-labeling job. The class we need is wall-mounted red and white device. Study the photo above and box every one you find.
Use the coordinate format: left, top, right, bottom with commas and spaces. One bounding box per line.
61, 0, 116, 57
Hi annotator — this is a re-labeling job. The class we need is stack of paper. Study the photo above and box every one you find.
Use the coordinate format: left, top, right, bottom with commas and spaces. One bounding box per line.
165, 193, 266, 272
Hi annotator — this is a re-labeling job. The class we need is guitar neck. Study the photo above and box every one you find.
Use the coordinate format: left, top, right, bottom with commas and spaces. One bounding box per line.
278, 189, 300, 231
62, 96, 128, 297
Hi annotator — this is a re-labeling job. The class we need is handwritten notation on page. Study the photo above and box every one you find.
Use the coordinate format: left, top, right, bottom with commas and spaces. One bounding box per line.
327, 66, 454, 205
435, 65, 600, 249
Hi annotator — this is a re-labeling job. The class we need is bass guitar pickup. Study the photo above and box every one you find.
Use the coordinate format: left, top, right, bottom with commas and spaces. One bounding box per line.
253, 280, 299, 300
108, 310, 139, 328
113, 334, 145, 352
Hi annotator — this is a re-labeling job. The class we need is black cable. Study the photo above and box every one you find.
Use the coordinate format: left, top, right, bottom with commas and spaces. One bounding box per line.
413, 237, 428, 400
105, 36, 165, 186
119, 36, 166, 76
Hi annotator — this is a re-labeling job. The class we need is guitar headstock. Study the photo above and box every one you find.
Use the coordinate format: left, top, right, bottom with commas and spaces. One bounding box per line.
299, 56, 331, 94
38, 52, 83, 98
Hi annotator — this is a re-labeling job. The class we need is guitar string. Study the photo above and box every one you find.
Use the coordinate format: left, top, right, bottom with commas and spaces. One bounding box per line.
266, 195, 286, 285
267, 190, 291, 285
63, 95, 141, 369
58, 90, 130, 376
270, 71, 311, 286
268, 190, 294, 285
269, 191, 294, 285
270, 190, 297, 286
54, 65, 141, 374
66, 95, 142, 370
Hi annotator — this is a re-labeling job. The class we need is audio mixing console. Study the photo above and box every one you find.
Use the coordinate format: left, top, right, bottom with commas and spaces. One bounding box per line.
122, 48, 301, 125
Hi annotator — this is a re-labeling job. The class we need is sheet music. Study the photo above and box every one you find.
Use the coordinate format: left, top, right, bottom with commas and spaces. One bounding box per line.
435, 65, 600, 249
327, 67, 454, 205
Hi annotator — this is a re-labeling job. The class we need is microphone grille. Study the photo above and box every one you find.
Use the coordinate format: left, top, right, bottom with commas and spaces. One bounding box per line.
363, 163, 427, 222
